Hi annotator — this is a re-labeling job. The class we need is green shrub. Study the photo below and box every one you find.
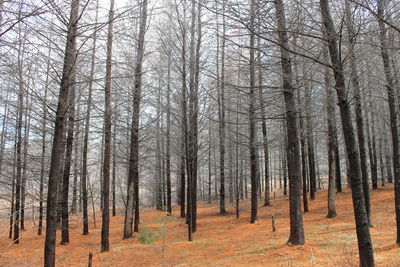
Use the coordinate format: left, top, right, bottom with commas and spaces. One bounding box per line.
138, 227, 156, 245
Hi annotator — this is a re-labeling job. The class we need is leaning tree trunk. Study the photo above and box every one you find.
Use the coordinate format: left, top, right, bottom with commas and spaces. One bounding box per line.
320, 0, 374, 265
44, 0, 80, 265
274, 0, 305, 245
377, 0, 400, 245
123, 0, 148, 239
345, 1, 371, 225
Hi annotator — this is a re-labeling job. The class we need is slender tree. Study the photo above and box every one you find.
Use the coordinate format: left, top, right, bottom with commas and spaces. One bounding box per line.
377, 0, 400, 245
274, 0, 305, 245
320, 0, 374, 265
124, 0, 148, 238
44, 0, 80, 265
101, 0, 115, 252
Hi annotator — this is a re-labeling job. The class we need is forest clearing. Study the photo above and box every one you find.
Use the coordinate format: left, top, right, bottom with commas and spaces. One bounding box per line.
0, 185, 398, 266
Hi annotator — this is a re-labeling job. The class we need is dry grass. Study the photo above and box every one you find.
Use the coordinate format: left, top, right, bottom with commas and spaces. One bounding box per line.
0, 185, 399, 266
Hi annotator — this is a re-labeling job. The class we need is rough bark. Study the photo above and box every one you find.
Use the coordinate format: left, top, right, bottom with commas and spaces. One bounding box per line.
101, 0, 114, 252
60, 69, 76, 245
166, 55, 172, 214
274, 0, 305, 245
249, 0, 259, 224
324, 48, 337, 218
377, 0, 400, 245
81, 0, 99, 236
257, 37, 270, 207
217, 0, 226, 215
124, 0, 148, 238
320, 0, 374, 265
345, 1, 371, 225
44, 0, 79, 265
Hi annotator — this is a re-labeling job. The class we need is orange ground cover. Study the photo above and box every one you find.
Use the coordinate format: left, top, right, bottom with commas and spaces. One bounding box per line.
0, 185, 399, 266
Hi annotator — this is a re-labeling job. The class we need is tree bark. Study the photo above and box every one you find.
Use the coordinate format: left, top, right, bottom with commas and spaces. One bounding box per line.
320, 0, 374, 265
60, 69, 76, 245
377, 0, 400, 245
345, 1, 371, 225
217, 0, 226, 215
274, 0, 305, 245
44, 0, 80, 265
101, 0, 114, 252
81, 0, 99, 236
249, 0, 259, 224
324, 48, 337, 218
124, 0, 148, 238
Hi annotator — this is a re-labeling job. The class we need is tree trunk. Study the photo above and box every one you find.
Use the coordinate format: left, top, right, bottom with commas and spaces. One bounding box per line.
124, 0, 148, 238
60, 69, 76, 245
44, 0, 80, 265
249, 0, 259, 224
345, 1, 371, 225
179, 1, 188, 219
81, 0, 99, 236
21, 88, 32, 232
296, 85, 308, 213
13, 28, 25, 244
71, 101, 81, 215
101, 0, 114, 252
217, 0, 226, 215
257, 37, 270, 207
166, 55, 172, 214
377, 0, 400, 245
324, 48, 337, 218
274, 0, 305, 245
305, 83, 316, 200
320, 0, 374, 265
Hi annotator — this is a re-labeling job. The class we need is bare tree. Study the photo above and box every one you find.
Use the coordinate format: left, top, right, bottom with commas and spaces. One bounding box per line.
124, 0, 148, 238
320, 0, 374, 265
274, 0, 304, 245
44, 0, 80, 265
377, 0, 400, 245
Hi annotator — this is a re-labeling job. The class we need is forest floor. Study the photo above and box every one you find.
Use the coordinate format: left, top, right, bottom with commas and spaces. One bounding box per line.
0, 185, 399, 266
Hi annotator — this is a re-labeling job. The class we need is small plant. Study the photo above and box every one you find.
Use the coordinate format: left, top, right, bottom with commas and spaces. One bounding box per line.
138, 227, 156, 245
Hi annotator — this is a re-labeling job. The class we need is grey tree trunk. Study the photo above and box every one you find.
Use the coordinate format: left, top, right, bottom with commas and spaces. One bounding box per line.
257, 37, 270, 207
166, 55, 172, 214
81, 0, 99, 236
101, 0, 114, 252
13, 28, 25, 244
377, 0, 400, 245
305, 83, 316, 200
320, 0, 374, 265
249, 0, 259, 224
345, 1, 371, 225
44, 0, 80, 265
217, 0, 226, 215
324, 48, 337, 218
274, 0, 305, 245
60, 69, 76, 245
124, 0, 148, 238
